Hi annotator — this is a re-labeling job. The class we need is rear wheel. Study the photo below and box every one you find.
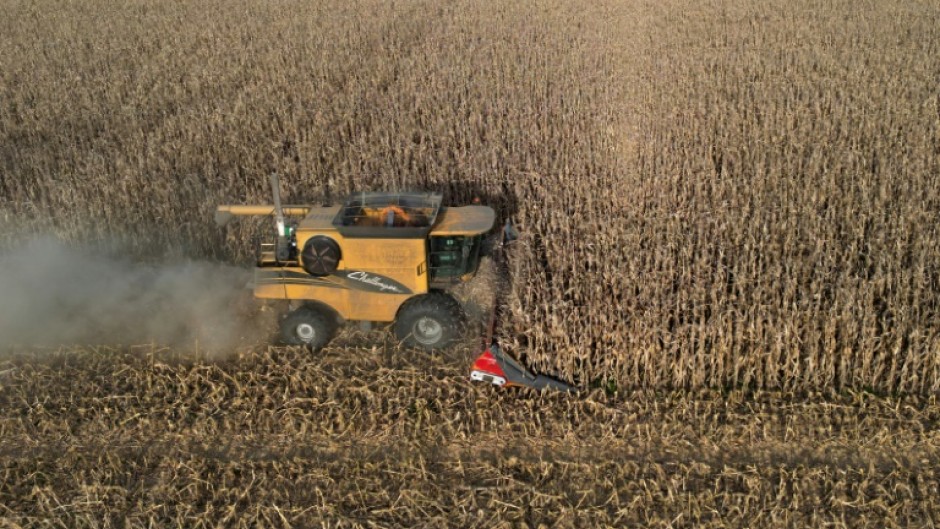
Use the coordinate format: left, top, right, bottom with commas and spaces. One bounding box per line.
394, 294, 464, 350
279, 306, 337, 349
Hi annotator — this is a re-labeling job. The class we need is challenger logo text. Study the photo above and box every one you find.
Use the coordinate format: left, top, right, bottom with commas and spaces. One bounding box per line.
345, 271, 405, 293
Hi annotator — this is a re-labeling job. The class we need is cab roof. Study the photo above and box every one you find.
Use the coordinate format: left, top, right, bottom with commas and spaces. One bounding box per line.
431, 206, 496, 236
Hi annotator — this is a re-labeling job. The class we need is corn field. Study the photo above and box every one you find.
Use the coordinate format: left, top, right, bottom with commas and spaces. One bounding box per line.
2, 346, 939, 528
2, 0, 940, 526
3, 0, 938, 393
3, 0, 939, 391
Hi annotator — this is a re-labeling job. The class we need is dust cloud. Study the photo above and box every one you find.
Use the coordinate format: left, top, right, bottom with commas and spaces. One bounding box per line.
0, 238, 272, 354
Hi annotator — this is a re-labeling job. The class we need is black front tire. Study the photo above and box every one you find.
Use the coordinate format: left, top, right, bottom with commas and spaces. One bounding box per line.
279, 306, 337, 349
394, 294, 464, 351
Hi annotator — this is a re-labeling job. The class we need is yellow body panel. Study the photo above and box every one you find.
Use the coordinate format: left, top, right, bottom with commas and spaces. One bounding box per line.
337, 237, 427, 292
218, 200, 496, 323
254, 272, 413, 321
297, 206, 342, 230
254, 228, 429, 322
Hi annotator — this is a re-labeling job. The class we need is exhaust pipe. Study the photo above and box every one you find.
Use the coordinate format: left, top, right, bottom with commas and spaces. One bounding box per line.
270, 173, 286, 238
269, 173, 292, 262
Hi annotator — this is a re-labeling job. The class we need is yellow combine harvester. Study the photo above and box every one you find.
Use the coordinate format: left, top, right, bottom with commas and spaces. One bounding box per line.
217, 175, 574, 392
216, 175, 495, 350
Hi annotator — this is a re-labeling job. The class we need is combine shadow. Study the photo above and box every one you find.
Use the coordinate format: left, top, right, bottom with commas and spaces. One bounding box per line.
441, 180, 519, 222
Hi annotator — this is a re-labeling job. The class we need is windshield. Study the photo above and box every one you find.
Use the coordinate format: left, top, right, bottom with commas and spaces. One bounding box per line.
428, 235, 482, 285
